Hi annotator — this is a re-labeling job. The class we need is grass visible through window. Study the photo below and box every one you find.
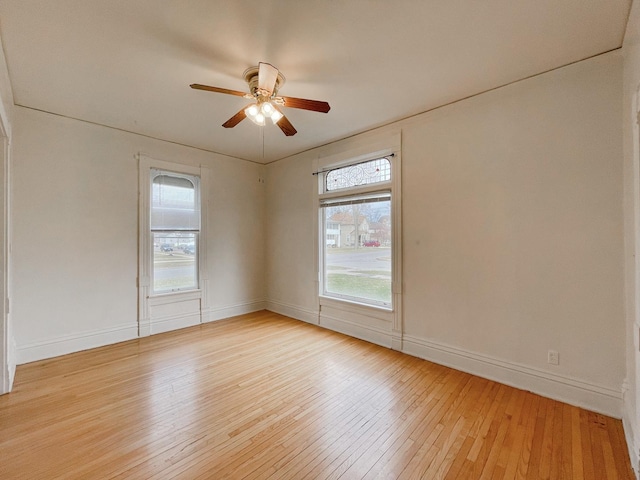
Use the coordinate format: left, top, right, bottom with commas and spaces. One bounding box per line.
326, 273, 391, 304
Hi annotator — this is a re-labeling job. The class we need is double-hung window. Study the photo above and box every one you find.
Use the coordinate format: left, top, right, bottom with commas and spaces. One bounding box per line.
150, 169, 200, 294
138, 156, 207, 337
319, 156, 394, 309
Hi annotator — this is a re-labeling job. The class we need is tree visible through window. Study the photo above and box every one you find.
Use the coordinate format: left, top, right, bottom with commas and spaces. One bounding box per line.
320, 157, 392, 307
150, 170, 200, 293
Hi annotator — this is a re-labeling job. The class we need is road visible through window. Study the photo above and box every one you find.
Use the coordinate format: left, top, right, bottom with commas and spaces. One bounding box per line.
153, 233, 197, 292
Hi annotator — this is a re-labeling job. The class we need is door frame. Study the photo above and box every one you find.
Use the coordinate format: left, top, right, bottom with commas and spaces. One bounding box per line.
0, 110, 11, 394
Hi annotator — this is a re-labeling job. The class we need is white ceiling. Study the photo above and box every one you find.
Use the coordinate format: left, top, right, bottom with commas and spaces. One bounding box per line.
0, 1, 632, 163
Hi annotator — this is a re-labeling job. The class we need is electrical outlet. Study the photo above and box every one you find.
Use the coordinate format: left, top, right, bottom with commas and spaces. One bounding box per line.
548, 350, 559, 365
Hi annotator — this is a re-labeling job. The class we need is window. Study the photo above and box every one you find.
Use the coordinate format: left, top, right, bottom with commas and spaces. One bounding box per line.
138, 156, 208, 337
150, 170, 200, 293
320, 157, 393, 308
325, 157, 391, 191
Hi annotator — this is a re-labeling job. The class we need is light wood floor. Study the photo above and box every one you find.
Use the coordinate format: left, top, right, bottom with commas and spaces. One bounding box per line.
0, 311, 634, 479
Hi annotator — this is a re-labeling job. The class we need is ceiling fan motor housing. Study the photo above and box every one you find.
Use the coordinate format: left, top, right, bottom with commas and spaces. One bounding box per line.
243, 65, 285, 98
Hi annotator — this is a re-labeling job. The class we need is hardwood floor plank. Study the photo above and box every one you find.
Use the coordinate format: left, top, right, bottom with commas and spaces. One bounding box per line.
570, 405, 584, 478
516, 394, 540, 480
530, 396, 553, 479
607, 417, 635, 480
584, 411, 603, 480
355, 371, 471, 479
243, 351, 424, 479
298, 360, 435, 479
401, 377, 493, 479
0, 311, 634, 479
442, 434, 476, 480
477, 388, 522, 479
466, 383, 510, 465
495, 389, 529, 476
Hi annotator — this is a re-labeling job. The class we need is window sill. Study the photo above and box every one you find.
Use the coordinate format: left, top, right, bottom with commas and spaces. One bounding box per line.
319, 294, 393, 313
148, 289, 202, 303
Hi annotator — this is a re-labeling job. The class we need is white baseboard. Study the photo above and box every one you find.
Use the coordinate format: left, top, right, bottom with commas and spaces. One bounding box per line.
319, 312, 392, 348
7, 335, 15, 391
1, 363, 9, 394
149, 313, 200, 335
402, 334, 623, 418
17, 323, 138, 365
15, 301, 266, 365
1, 335, 16, 394
266, 300, 319, 325
623, 380, 640, 479
267, 302, 394, 349
265, 302, 624, 418
391, 335, 403, 351
203, 300, 267, 323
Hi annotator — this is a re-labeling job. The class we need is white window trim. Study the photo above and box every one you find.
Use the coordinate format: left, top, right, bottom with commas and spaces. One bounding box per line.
0, 116, 11, 394
138, 154, 209, 337
314, 132, 403, 350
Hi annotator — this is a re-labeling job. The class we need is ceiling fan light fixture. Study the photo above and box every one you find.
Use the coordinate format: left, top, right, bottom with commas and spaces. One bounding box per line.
270, 109, 284, 124
244, 103, 266, 125
247, 100, 282, 126
245, 104, 259, 117
261, 101, 275, 116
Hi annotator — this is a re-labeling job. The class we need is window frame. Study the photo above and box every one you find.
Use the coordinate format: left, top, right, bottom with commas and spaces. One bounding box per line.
317, 145, 401, 313
325, 156, 391, 192
138, 155, 209, 337
320, 181, 393, 309
150, 169, 201, 295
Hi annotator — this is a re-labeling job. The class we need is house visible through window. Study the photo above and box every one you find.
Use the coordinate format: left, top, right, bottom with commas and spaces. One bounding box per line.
150, 170, 200, 293
320, 157, 392, 308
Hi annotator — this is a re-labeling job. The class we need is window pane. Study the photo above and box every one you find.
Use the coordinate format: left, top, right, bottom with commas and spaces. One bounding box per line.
323, 199, 391, 306
326, 157, 391, 191
151, 173, 200, 230
153, 233, 197, 293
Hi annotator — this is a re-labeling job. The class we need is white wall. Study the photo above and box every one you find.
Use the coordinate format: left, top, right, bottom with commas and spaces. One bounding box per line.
623, 0, 640, 473
12, 106, 265, 363
265, 150, 319, 323
266, 53, 625, 417
402, 54, 623, 412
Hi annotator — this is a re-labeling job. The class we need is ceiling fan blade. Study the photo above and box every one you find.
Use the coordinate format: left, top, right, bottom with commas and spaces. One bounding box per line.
190, 84, 247, 97
275, 110, 297, 136
280, 96, 330, 113
222, 108, 247, 128
258, 62, 279, 96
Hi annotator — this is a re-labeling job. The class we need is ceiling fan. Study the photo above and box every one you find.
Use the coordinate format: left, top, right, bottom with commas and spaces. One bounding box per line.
190, 62, 330, 137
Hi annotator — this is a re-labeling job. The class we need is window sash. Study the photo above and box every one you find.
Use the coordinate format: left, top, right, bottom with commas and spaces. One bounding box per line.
151, 232, 199, 294
150, 169, 201, 231
321, 194, 392, 308
149, 169, 201, 294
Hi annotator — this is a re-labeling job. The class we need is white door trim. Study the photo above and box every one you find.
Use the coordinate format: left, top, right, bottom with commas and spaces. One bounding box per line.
0, 112, 12, 394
